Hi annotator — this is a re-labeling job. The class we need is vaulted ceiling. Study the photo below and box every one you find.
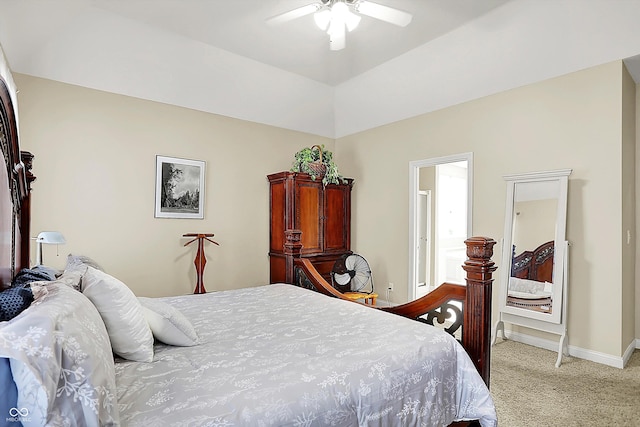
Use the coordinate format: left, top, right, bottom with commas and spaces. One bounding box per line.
1, 0, 640, 138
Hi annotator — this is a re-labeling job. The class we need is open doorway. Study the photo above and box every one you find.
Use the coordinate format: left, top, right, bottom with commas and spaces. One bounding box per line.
408, 153, 472, 301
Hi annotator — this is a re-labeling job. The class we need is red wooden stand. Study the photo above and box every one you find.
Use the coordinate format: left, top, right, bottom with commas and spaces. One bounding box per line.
183, 233, 219, 294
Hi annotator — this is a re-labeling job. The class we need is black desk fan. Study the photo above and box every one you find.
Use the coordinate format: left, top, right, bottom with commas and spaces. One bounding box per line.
331, 253, 374, 294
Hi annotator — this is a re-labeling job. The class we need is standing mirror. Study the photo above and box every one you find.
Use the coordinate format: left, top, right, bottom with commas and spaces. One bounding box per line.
493, 169, 571, 367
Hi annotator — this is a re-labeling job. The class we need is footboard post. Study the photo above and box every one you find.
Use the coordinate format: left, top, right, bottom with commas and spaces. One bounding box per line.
462, 237, 497, 387
284, 229, 303, 284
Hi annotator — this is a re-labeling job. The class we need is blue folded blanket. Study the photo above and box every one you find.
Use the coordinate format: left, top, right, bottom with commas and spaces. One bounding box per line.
0, 267, 55, 322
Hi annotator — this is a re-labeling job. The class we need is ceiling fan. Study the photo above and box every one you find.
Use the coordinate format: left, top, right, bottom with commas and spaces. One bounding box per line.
267, 0, 412, 51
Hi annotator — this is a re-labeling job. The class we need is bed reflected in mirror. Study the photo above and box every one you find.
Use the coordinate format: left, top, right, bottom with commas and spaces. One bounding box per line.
506, 183, 558, 314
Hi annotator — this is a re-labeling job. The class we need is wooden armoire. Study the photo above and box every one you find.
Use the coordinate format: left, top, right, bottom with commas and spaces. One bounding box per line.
268, 171, 353, 284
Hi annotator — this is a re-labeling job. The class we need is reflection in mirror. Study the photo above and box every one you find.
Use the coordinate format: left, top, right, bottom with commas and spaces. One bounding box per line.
506, 181, 559, 314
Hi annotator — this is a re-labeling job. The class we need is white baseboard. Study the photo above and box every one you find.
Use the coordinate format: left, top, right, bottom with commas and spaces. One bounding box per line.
374, 298, 396, 307
622, 340, 637, 367
502, 330, 633, 369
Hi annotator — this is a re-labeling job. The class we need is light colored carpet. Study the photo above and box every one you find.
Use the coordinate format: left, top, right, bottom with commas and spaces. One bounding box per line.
490, 340, 640, 426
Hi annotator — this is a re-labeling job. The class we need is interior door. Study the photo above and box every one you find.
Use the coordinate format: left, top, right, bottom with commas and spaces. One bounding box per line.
416, 190, 431, 298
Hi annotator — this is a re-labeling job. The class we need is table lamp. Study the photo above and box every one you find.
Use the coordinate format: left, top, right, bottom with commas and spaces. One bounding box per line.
35, 231, 66, 265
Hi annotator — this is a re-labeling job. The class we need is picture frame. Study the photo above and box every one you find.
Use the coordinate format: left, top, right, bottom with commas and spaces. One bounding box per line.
155, 155, 205, 219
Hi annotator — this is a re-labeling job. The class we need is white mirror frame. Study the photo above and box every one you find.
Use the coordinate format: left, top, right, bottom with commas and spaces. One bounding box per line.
498, 169, 571, 324
408, 152, 473, 301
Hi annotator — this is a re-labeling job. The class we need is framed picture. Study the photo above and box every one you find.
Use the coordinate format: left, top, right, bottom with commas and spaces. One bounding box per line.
155, 155, 205, 219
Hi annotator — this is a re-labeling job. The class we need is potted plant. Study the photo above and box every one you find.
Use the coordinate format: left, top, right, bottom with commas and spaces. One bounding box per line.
290, 144, 346, 185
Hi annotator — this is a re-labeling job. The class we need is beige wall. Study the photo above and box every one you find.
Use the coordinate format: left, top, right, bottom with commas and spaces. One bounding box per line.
16, 74, 332, 297
636, 80, 640, 345
336, 61, 630, 357
622, 64, 636, 355
512, 199, 557, 255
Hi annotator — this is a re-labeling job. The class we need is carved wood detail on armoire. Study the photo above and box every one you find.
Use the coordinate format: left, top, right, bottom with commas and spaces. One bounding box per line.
268, 171, 353, 284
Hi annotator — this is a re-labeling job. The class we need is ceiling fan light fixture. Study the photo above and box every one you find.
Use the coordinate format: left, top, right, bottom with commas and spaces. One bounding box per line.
330, 1, 360, 32
344, 9, 361, 32
328, 20, 346, 50
314, 8, 331, 30
267, 0, 413, 51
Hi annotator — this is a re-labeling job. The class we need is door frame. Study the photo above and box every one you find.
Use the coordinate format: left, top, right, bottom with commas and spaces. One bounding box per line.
408, 152, 473, 301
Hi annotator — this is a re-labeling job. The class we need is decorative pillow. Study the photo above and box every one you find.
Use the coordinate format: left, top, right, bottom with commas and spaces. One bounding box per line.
55, 268, 85, 291
0, 282, 120, 425
82, 267, 154, 362
0, 285, 34, 321
138, 297, 200, 346
66, 253, 105, 273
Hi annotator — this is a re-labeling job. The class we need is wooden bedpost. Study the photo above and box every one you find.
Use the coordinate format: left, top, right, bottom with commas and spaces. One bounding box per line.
462, 236, 497, 387
19, 151, 35, 270
284, 229, 302, 284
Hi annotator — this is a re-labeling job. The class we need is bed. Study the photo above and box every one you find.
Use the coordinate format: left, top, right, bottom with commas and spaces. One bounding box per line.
507, 241, 554, 313
0, 74, 497, 426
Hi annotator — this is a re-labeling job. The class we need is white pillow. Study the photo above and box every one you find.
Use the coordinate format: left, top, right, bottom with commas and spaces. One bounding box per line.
82, 267, 154, 362
138, 297, 200, 346
508, 276, 545, 294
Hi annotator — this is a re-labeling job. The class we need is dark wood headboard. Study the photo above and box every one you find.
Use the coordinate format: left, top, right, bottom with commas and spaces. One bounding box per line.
511, 240, 554, 283
0, 75, 35, 289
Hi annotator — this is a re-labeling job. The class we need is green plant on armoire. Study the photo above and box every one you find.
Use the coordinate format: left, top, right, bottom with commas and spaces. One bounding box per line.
290, 144, 346, 186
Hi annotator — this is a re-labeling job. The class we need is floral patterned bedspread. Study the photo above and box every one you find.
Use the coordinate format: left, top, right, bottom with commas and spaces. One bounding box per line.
115, 284, 497, 426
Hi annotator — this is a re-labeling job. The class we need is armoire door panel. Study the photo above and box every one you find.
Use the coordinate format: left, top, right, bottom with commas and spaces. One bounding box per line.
324, 186, 349, 252
269, 183, 286, 252
296, 182, 322, 253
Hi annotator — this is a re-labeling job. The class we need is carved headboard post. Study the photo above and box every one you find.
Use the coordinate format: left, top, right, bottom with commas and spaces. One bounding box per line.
283, 229, 302, 284
19, 151, 35, 271
462, 237, 497, 387
1, 76, 35, 287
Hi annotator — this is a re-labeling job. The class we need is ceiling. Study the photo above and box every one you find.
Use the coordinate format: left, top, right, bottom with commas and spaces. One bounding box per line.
2, 0, 640, 138
2, 0, 511, 86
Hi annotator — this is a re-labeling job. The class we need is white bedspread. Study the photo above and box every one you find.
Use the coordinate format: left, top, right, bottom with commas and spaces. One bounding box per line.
115, 284, 497, 426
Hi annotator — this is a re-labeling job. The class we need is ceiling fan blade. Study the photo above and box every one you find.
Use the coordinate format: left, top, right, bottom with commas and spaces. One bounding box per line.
355, 1, 412, 27
266, 3, 320, 26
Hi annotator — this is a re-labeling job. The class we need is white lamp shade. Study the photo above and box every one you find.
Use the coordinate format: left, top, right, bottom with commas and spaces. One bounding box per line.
37, 231, 66, 245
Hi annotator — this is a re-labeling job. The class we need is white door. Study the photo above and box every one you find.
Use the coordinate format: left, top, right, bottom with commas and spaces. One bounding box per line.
416, 190, 431, 298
